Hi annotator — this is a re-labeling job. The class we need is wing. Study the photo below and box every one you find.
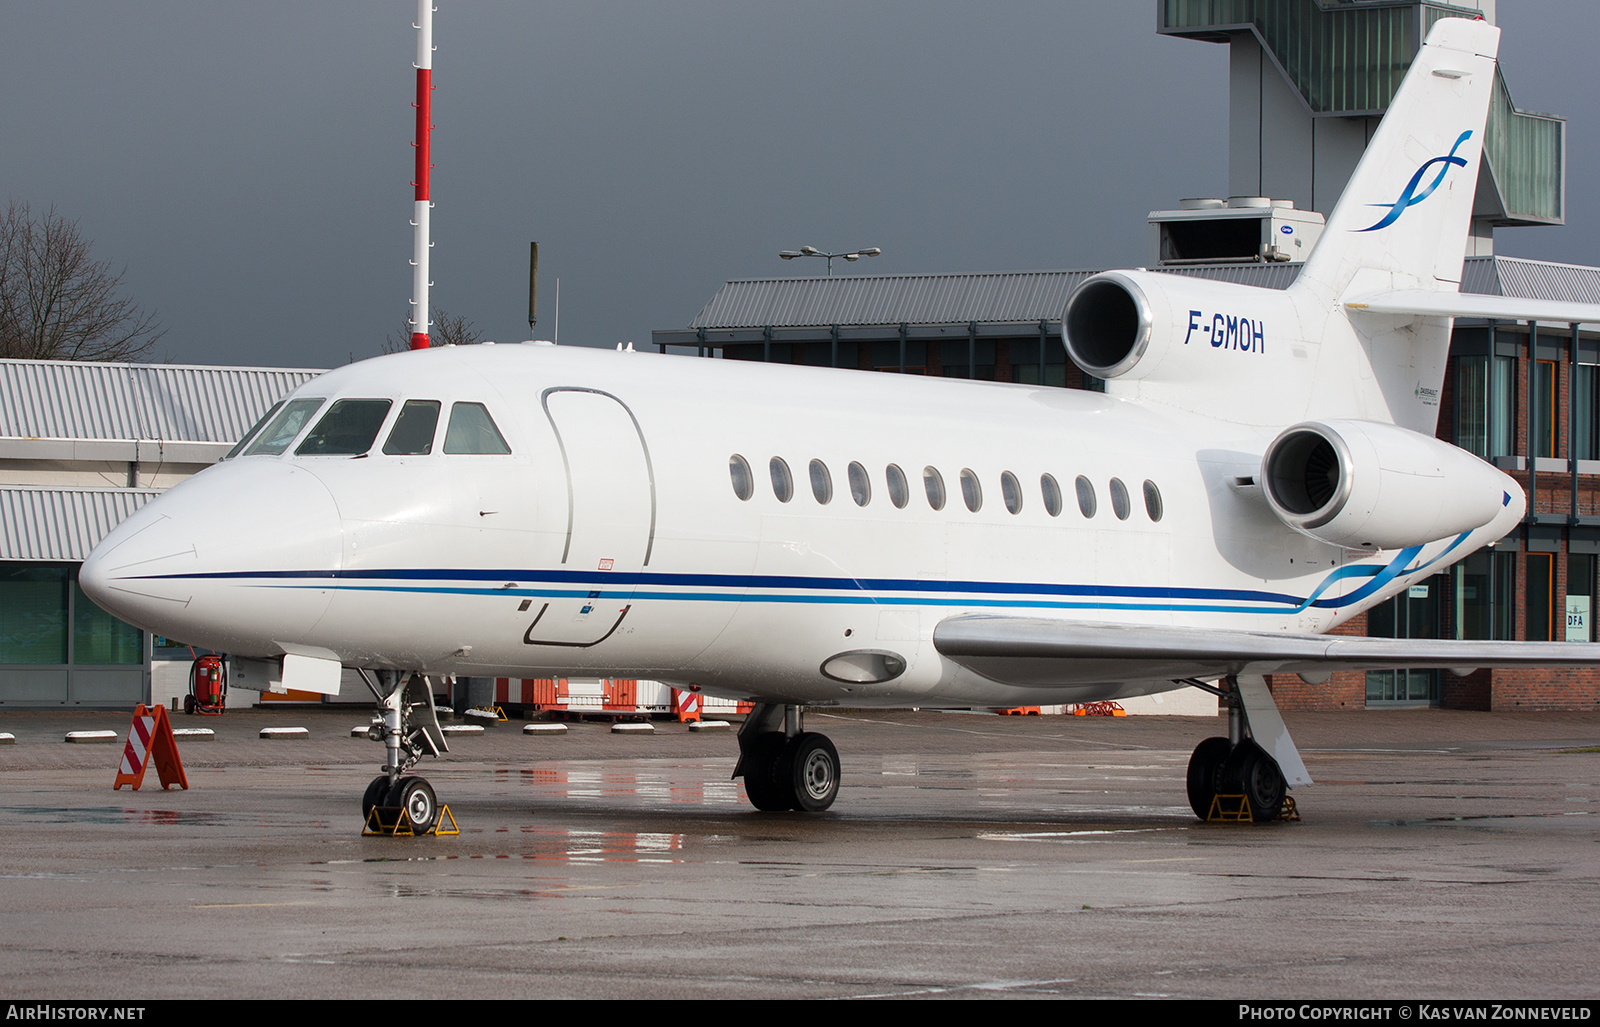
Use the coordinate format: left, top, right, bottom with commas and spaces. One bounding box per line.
1345, 290, 1600, 326
932, 615, 1600, 687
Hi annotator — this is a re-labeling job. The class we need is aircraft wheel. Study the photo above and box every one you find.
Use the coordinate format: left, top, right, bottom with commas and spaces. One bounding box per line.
361, 775, 391, 821
1223, 741, 1286, 823
781, 732, 840, 812
742, 734, 793, 812
1186, 736, 1231, 820
388, 776, 438, 834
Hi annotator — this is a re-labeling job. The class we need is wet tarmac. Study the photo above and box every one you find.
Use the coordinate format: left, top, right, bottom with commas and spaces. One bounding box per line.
0, 707, 1597, 999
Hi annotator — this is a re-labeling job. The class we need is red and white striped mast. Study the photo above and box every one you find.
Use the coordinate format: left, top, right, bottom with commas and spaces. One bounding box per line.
408, 1, 435, 350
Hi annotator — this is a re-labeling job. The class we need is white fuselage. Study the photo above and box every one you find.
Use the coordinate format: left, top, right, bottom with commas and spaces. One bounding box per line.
80, 342, 1523, 708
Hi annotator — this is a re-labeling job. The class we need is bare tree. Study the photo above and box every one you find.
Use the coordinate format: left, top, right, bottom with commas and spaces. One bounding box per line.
0, 202, 164, 361
381, 306, 484, 354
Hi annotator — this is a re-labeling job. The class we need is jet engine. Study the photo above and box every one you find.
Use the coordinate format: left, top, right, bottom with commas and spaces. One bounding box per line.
1260, 419, 1515, 550
1062, 269, 1296, 382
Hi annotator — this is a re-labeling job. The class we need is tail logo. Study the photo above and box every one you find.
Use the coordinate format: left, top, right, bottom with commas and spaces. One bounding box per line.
1356, 130, 1473, 232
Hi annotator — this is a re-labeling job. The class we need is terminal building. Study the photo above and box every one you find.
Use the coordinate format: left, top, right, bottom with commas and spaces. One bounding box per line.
655, 0, 1600, 711
0, 360, 320, 706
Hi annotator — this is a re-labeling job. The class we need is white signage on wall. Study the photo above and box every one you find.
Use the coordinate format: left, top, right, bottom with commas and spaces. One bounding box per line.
1566, 595, 1590, 642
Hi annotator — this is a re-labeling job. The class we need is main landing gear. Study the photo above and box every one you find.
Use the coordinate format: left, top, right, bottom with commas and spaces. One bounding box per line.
358, 670, 450, 834
1182, 674, 1303, 823
735, 703, 840, 812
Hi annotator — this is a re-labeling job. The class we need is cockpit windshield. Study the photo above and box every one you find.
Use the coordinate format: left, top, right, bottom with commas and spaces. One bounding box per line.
296, 399, 394, 456
224, 401, 282, 460
241, 398, 326, 457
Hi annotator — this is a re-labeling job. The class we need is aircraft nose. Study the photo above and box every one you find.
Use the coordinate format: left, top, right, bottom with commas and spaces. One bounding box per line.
81, 460, 344, 654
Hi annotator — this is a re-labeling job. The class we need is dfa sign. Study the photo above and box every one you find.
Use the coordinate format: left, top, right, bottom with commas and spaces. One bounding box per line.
1567, 595, 1591, 642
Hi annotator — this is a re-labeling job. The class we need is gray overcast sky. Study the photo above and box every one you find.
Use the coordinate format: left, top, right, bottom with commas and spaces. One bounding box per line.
2, 2, 1594, 369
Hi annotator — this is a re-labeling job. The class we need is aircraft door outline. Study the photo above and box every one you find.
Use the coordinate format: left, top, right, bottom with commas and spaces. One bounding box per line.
525, 387, 657, 647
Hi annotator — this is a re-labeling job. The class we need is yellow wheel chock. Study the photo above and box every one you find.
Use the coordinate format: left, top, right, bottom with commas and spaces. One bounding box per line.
363, 803, 459, 837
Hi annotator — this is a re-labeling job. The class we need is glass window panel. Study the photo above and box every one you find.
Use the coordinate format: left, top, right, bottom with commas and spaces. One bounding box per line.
383, 400, 442, 456
224, 401, 282, 460
72, 581, 142, 665
1000, 471, 1022, 515
1143, 480, 1164, 522
1075, 476, 1097, 518
1534, 360, 1557, 459
443, 402, 512, 454
809, 460, 833, 505
959, 469, 982, 513
847, 462, 871, 507
729, 454, 753, 501
1567, 553, 1595, 642
770, 457, 793, 503
1526, 552, 1554, 642
885, 464, 909, 509
923, 467, 946, 511
1576, 366, 1599, 462
297, 399, 393, 456
1109, 477, 1130, 520
0, 565, 68, 664
242, 398, 325, 456
1041, 474, 1062, 517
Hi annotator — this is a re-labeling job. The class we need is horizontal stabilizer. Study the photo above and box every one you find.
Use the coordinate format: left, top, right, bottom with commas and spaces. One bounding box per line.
934, 616, 1600, 687
1346, 289, 1600, 326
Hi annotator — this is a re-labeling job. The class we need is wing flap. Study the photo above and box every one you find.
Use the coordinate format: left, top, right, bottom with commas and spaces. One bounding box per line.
933, 615, 1600, 687
1345, 289, 1600, 326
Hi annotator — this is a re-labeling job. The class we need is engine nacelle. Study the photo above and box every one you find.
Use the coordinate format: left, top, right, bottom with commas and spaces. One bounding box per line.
1261, 419, 1515, 550
1062, 269, 1296, 382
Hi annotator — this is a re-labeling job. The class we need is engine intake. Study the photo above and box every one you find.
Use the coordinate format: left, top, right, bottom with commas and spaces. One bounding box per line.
1261, 420, 1514, 550
1063, 273, 1152, 378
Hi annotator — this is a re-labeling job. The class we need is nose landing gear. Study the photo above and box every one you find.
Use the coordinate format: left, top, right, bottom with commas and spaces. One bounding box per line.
358, 670, 452, 835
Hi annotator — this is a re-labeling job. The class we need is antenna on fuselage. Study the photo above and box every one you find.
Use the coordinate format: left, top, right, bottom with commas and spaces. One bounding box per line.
528, 241, 538, 333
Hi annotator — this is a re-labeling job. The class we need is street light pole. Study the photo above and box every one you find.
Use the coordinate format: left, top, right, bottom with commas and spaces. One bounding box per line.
779, 245, 882, 276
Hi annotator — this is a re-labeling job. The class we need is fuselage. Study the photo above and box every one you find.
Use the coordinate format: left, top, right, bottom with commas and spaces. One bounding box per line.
79, 342, 1524, 708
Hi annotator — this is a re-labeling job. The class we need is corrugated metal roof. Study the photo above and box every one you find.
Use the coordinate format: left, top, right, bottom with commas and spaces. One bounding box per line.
687, 272, 1096, 329
0, 487, 159, 562
1475, 256, 1600, 304
684, 256, 1600, 331
686, 265, 1306, 330
0, 360, 323, 442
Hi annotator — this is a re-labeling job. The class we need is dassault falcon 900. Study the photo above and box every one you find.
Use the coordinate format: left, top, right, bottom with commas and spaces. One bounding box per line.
81, 19, 1600, 830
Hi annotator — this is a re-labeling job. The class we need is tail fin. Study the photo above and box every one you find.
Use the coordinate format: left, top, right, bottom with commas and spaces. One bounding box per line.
1293, 17, 1499, 303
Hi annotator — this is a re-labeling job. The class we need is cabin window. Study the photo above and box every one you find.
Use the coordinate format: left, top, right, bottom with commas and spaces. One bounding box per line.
225, 401, 282, 459
383, 400, 442, 456
1041, 473, 1062, 517
885, 464, 909, 509
1000, 471, 1022, 514
809, 459, 834, 504
847, 462, 871, 507
729, 454, 754, 501
243, 398, 325, 456
1074, 475, 1097, 518
770, 457, 794, 502
443, 402, 512, 454
958, 469, 982, 512
923, 466, 946, 511
1143, 480, 1164, 522
1109, 477, 1131, 520
298, 399, 393, 456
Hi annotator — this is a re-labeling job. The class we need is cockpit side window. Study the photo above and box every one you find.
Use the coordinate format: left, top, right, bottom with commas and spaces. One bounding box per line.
296, 399, 394, 456
225, 401, 282, 460
242, 398, 326, 456
382, 400, 442, 456
443, 402, 512, 454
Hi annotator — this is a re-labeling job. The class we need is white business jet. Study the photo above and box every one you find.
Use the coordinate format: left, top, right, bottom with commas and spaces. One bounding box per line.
81, 18, 1600, 830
